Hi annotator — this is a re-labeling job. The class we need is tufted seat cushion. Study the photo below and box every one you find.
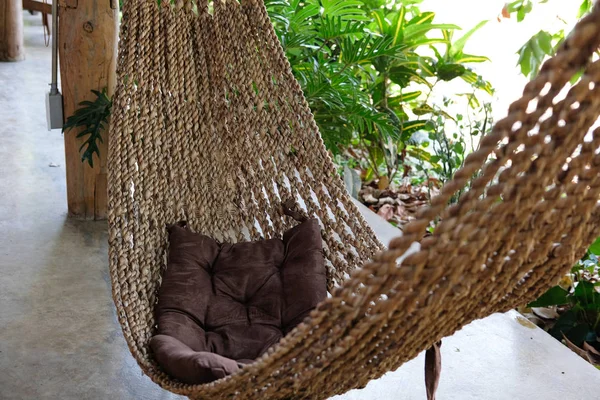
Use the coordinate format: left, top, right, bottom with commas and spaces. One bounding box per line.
150, 218, 327, 384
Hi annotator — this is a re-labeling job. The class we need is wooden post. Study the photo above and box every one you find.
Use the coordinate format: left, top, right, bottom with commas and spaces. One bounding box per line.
0, 0, 25, 61
59, 0, 118, 220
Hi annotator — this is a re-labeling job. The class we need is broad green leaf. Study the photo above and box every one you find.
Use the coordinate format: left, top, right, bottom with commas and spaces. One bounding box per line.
460, 70, 493, 94
391, 59, 421, 69
392, 6, 406, 46
548, 309, 577, 340
372, 80, 386, 107
437, 109, 456, 121
441, 29, 453, 52
589, 236, 600, 255
407, 146, 432, 162
458, 92, 481, 108
578, 0, 592, 18
402, 120, 428, 137
453, 53, 490, 64
574, 281, 596, 305
527, 286, 569, 307
570, 68, 584, 85
63, 88, 112, 168
509, 0, 534, 22
429, 43, 444, 62
436, 63, 466, 81
387, 91, 422, 107
450, 20, 488, 57
417, 56, 436, 76
519, 46, 533, 77
364, 167, 375, 182
389, 65, 432, 88
536, 30, 553, 55
401, 90, 422, 102
404, 23, 460, 41
371, 9, 387, 34
406, 12, 435, 26
412, 103, 434, 115
564, 323, 592, 348
517, 30, 553, 78
403, 120, 427, 130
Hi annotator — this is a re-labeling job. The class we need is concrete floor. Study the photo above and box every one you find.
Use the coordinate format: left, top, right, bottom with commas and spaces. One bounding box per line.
1, 13, 599, 400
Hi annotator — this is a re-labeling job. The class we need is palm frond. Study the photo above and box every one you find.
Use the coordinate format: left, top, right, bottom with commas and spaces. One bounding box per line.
317, 16, 365, 41
319, 0, 369, 21
339, 36, 402, 66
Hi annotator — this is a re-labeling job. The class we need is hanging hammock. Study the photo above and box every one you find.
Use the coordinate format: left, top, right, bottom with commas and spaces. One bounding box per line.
108, 0, 600, 398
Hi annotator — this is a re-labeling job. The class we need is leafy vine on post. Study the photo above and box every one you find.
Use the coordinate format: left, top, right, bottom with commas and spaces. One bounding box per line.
62, 88, 112, 168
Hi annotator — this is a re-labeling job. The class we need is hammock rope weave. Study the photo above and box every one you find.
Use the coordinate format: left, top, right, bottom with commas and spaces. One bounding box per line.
108, 0, 600, 398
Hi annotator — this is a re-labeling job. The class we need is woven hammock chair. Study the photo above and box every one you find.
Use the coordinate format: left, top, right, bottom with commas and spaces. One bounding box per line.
108, 0, 600, 398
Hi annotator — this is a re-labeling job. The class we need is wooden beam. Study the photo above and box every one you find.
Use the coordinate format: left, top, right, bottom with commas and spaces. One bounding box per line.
22, 0, 52, 14
0, 0, 25, 61
59, 1, 118, 220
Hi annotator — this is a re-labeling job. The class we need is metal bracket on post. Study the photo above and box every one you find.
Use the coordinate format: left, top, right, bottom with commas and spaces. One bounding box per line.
46, 0, 63, 130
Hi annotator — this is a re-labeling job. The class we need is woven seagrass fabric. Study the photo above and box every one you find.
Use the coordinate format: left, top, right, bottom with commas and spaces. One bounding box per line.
108, 0, 600, 398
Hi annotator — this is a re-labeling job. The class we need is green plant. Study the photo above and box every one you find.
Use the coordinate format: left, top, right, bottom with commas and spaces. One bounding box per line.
62, 89, 112, 167
508, 0, 600, 367
516, 29, 556, 79
408, 97, 491, 204
267, 0, 492, 188
507, 0, 594, 79
503, 0, 546, 22
527, 241, 600, 360
70, 0, 494, 185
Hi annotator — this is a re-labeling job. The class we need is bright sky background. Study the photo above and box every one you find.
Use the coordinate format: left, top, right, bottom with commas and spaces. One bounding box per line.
418, 0, 583, 120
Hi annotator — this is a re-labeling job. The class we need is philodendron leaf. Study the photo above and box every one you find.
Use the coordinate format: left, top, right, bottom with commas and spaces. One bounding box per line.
63, 88, 112, 167
588, 236, 600, 256
527, 286, 569, 307
573, 281, 596, 306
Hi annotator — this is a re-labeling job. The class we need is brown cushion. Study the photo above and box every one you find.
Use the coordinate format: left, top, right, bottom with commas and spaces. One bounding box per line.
150, 218, 327, 384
